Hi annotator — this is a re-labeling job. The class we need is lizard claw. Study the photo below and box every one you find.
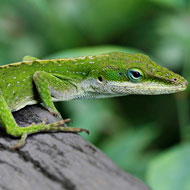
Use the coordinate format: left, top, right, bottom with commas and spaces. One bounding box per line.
42, 117, 47, 124
81, 128, 90, 135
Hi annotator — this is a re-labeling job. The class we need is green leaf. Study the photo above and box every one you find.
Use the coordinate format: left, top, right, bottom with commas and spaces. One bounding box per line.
146, 143, 190, 190
47, 45, 138, 59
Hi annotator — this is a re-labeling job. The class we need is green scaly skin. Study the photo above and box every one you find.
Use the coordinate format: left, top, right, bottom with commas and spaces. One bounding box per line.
0, 52, 188, 149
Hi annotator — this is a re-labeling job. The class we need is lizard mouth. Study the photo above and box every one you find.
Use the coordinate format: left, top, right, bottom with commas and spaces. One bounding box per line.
81, 78, 188, 97
107, 80, 188, 95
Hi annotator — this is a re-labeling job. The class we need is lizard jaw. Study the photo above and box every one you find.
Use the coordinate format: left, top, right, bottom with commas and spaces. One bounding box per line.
104, 80, 188, 95
80, 78, 188, 97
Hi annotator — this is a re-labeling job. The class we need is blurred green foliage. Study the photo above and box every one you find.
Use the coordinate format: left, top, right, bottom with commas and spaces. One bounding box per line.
0, 0, 190, 189
147, 143, 190, 190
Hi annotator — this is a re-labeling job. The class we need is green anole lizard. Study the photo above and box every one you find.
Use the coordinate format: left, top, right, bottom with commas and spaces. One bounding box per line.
0, 52, 188, 149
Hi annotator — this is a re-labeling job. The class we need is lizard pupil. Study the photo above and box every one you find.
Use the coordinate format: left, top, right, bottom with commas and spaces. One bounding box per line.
132, 71, 140, 78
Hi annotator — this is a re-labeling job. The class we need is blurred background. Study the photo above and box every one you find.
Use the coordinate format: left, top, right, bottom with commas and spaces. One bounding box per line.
0, 0, 189, 189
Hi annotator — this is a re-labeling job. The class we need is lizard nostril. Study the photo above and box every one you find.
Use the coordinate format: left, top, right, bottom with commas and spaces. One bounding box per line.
173, 78, 178, 82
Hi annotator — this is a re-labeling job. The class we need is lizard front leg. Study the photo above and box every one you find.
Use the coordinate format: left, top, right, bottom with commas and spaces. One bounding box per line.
33, 71, 68, 119
0, 73, 88, 149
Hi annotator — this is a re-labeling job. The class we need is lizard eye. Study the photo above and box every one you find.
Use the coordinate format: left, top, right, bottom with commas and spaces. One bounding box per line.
127, 68, 144, 82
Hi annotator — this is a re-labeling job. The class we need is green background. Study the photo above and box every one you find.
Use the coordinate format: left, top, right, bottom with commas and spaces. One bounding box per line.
0, 0, 190, 189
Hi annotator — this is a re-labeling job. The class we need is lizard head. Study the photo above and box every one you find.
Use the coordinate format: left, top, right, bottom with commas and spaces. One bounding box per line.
81, 52, 188, 98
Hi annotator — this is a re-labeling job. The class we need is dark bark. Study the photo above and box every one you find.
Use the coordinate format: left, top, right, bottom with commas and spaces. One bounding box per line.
0, 105, 150, 190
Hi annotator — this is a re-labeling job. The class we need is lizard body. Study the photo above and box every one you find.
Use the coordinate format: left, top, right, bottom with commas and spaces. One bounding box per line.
0, 52, 187, 148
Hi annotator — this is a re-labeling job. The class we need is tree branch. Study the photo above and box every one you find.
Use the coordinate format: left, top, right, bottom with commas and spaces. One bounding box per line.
0, 105, 150, 190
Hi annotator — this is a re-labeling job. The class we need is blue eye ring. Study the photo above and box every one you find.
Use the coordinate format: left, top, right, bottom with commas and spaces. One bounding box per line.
127, 68, 144, 82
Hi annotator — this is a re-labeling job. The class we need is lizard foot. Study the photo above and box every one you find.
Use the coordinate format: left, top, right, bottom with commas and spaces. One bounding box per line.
11, 120, 89, 149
